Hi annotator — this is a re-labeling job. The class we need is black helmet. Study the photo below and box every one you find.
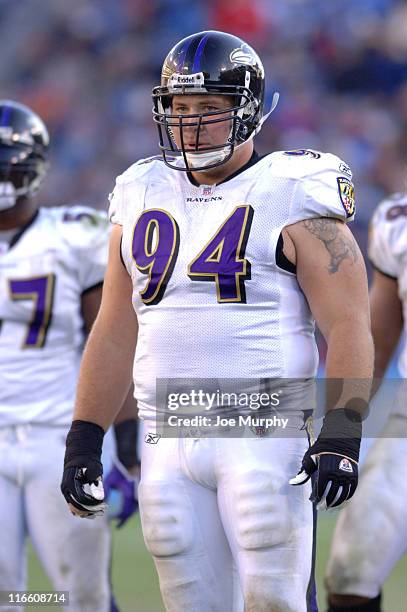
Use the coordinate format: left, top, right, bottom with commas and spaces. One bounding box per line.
0, 100, 49, 210
152, 30, 276, 172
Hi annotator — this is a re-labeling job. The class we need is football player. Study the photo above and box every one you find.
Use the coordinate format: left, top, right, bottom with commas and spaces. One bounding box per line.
61, 31, 373, 611
325, 194, 407, 612
0, 100, 139, 612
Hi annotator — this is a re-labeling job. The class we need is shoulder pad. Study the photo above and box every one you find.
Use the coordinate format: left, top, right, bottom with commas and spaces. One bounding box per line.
109, 157, 172, 225
55, 205, 110, 250
372, 193, 407, 225
270, 150, 355, 223
117, 156, 169, 185
368, 193, 407, 278
271, 149, 352, 180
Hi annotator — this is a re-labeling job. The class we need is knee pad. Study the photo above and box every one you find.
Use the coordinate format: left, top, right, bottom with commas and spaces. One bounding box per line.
327, 593, 382, 612
139, 481, 194, 557
233, 470, 291, 550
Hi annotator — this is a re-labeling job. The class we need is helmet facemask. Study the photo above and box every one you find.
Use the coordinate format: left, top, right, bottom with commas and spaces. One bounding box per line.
0, 154, 48, 211
153, 71, 260, 172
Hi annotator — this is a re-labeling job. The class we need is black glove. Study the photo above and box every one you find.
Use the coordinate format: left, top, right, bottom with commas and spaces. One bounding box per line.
289, 408, 361, 510
61, 420, 107, 519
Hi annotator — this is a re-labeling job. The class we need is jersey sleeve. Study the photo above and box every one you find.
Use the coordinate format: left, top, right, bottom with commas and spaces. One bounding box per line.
287, 152, 356, 224
108, 174, 125, 226
368, 199, 402, 278
108, 158, 155, 226
59, 206, 110, 291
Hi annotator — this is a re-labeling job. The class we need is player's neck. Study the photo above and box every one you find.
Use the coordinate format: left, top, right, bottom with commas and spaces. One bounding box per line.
0, 198, 39, 230
190, 141, 254, 186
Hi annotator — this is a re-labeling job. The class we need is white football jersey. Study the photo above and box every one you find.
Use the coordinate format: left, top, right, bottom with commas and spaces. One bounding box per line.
0, 206, 109, 426
109, 150, 355, 419
369, 193, 407, 376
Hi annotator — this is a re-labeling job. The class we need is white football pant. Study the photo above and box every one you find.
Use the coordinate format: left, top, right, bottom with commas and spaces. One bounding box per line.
0, 424, 112, 612
326, 414, 407, 599
139, 433, 316, 612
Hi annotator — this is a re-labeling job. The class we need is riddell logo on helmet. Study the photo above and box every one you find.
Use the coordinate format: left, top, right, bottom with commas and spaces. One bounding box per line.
176, 75, 196, 84
168, 73, 206, 91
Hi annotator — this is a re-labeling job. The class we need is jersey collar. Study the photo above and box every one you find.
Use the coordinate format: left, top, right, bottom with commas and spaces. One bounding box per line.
186, 150, 261, 188
9, 209, 40, 249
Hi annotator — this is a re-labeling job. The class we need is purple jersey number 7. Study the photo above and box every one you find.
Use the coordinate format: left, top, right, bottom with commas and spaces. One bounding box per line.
131, 205, 253, 305
8, 274, 56, 348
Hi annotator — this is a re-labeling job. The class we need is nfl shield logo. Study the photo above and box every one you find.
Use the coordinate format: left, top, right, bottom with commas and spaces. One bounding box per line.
202, 186, 212, 196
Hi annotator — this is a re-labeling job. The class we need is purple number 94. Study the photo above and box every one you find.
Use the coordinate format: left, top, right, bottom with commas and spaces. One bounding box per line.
132, 209, 180, 305
188, 205, 253, 302
131, 205, 253, 305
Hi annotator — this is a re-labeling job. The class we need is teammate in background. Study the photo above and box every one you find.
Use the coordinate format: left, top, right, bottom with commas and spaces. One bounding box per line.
0, 101, 139, 612
61, 31, 373, 611
325, 194, 407, 612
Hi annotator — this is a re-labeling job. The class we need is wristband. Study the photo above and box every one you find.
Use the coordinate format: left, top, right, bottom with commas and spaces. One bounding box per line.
314, 408, 362, 462
64, 419, 105, 468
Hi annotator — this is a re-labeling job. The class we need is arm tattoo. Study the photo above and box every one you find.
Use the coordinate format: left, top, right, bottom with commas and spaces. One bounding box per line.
302, 218, 358, 274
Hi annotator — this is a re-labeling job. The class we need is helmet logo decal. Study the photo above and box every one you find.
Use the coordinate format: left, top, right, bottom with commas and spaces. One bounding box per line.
230, 44, 257, 66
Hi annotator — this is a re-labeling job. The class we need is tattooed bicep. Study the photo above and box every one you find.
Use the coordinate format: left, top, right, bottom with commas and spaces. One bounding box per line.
301, 218, 358, 274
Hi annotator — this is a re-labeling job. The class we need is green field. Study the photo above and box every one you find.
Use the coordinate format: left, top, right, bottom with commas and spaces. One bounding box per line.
27, 513, 406, 611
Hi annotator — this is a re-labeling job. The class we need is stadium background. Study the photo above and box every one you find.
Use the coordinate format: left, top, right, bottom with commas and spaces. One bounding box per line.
1, 0, 407, 609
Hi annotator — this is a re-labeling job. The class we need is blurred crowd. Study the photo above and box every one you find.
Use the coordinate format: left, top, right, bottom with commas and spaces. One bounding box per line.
1, 0, 407, 249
